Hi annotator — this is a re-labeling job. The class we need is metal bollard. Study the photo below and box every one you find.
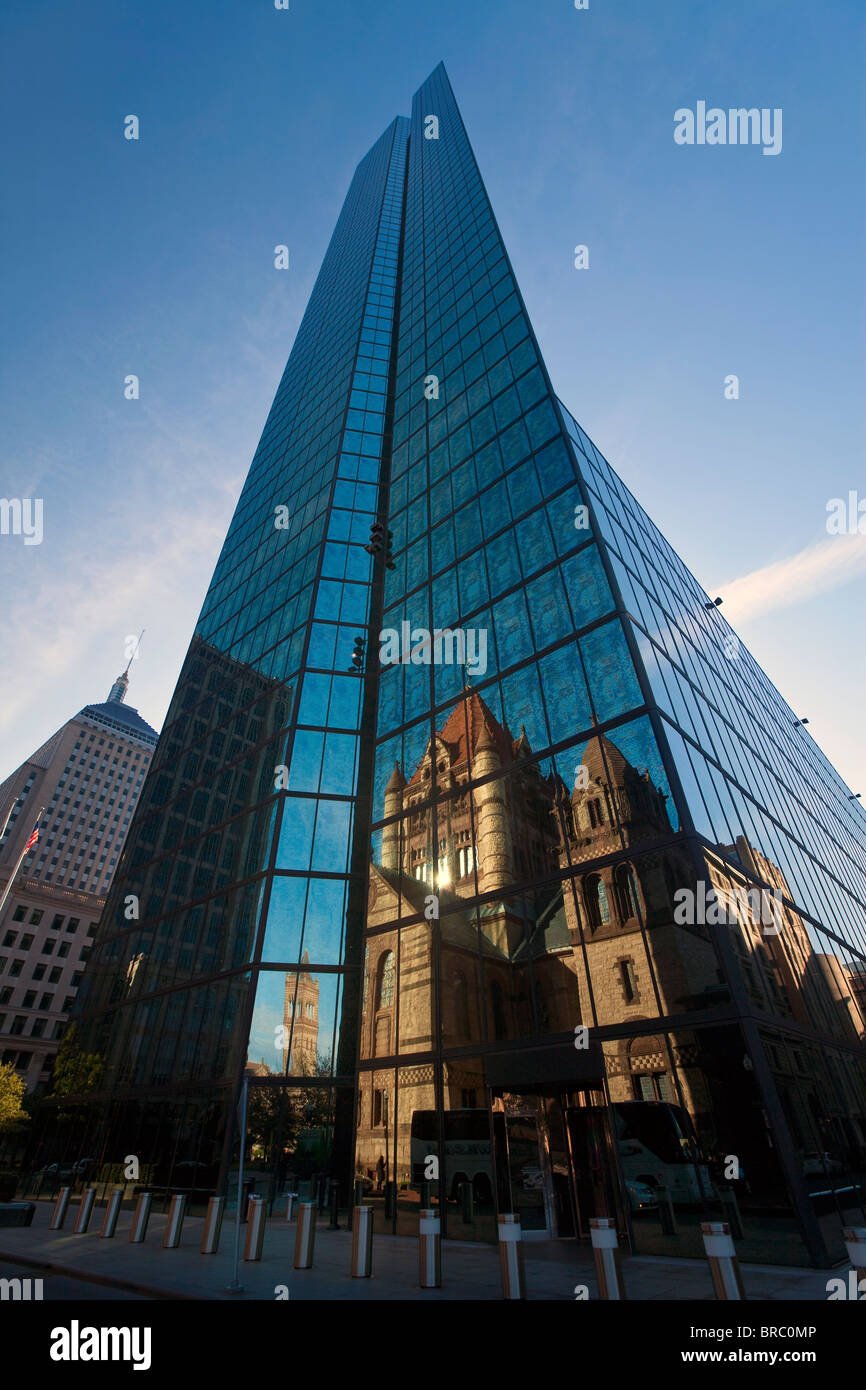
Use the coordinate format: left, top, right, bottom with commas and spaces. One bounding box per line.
419, 1208, 441, 1288
657, 1184, 678, 1235
294, 1201, 316, 1269
461, 1180, 474, 1225
718, 1185, 745, 1240
50, 1187, 72, 1230
201, 1196, 224, 1254
351, 1181, 364, 1229
590, 1217, 626, 1300
351, 1205, 373, 1278
128, 1191, 152, 1243
498, 1213, 525, 1300
844, 1226, 866, 1291
244, 1194, 266, 1261
384, 1180, 397, 1220
701, 1221, 746, 1300
73, 1187, 96, 1234
285, 1191, 299, 1222
163, 1193, 187, 1249
100, 1187, 124, 1239
328, 1179, 340, 1230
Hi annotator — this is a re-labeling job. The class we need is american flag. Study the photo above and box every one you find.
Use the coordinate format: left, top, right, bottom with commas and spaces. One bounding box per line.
24, 820, 40, 853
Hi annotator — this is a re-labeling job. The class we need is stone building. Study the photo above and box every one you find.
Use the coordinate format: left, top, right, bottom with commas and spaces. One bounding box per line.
283, 952, 320, 1076
551, 730, 722, 1145
0, 668, 157, 1092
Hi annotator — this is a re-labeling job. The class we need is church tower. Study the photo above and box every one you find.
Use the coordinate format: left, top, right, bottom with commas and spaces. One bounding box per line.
283, 950, 320, 1076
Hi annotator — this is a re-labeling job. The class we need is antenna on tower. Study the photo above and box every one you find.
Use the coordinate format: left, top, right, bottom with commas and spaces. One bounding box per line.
126, 629, 145, 674
108, 630, 146, 704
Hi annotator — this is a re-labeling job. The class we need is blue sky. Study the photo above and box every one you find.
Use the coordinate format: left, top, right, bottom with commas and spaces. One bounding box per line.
1, 0, 864, 798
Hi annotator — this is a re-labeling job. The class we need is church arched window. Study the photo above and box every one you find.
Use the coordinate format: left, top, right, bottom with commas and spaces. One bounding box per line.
377, 950, 395, 1008
615, 864, 640, 923
586, 874, 611, 930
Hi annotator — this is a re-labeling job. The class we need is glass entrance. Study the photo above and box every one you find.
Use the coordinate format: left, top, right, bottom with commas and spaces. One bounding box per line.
564, 1092, 628, 1238
491, 1085, 628, 1239
494, 1093, 552, 1233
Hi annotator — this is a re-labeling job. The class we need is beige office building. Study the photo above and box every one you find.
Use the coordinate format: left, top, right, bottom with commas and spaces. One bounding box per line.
0, 669, 158, 1091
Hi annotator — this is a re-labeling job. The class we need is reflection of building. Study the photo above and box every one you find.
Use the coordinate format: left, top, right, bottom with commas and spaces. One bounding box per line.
561, 733, 716, 1121
358, 701, 716, 1182
33, 636, 291, 1177
708, 837, 866, 1039
244, 959, 320, 1079
850, 966, 866, 1026
384, 691, 560, 905
360, 690, 565, 1178
0, 668, 157, 1091
562, 732, 716, 1014
706, 838, 866, 1164
283, 952, 319, 1075
359, 682, 866, 1243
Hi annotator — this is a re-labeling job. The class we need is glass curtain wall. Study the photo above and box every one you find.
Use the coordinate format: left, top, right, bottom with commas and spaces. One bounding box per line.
355, 66, 866, 1265
42, 118, 410, 1210
39, 64, 865, 1266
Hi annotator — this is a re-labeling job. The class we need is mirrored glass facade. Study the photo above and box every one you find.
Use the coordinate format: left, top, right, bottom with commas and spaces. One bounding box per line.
42, 64, 866, 1266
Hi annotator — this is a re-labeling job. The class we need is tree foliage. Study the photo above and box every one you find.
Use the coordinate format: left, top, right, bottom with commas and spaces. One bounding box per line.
49, 1026, 105, 1102
0, 1061, 27, 1131
245, 1053, 334, 1163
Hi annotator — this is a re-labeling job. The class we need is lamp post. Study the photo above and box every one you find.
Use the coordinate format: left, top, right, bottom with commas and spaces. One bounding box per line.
226, 1076, 249, 1294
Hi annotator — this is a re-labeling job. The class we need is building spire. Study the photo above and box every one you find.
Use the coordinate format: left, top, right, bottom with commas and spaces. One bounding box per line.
107, 671, 129, 705
107, 630, 144, 704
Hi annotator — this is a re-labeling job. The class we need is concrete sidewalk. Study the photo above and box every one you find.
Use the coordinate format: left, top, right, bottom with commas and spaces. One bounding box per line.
0, 1199, 836, 1301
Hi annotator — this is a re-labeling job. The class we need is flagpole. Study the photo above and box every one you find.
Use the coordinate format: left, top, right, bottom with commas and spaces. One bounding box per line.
0, 807, 45, 921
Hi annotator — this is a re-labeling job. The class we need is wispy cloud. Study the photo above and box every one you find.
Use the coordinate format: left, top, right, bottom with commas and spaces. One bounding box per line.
0, 504, 226, 741
716, 532, 866, 623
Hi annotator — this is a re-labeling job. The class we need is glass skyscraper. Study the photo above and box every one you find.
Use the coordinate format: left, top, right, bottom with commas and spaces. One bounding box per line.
46, 64, 866, 1270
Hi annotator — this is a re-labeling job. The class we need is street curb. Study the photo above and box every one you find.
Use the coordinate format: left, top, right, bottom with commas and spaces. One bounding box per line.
0, 1247, 199, 1301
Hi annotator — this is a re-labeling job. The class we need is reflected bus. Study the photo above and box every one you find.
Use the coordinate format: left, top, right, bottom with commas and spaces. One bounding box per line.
612, 1101, 715, 1204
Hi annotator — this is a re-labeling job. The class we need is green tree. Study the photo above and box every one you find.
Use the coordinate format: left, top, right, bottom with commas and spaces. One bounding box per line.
49, 1026, 105, 1121
247, 1085, 298, 1161
244, 1054, 335, 1167
0, 1061, 27, 1131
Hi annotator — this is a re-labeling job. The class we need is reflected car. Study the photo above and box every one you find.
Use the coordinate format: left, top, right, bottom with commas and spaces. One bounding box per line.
626, 1179, 659, 1213
35, 1157, 94, 1180
801, 1152, 844, 1177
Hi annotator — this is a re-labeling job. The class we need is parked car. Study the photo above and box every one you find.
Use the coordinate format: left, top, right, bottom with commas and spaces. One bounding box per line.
626, 1179, 659, 1214
801, 1151, 844, 1177
34, 1162, 69, 1180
